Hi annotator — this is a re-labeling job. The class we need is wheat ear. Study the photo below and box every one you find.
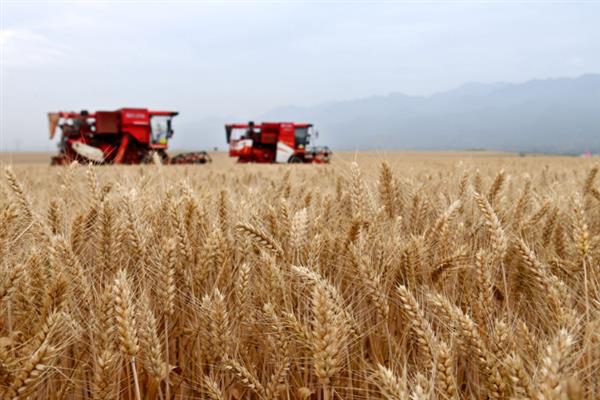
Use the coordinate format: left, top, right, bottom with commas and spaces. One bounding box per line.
112, 269, 141, 400
371, 363, 409, 400
236, 222, 283, 256
396, 284, 436, 371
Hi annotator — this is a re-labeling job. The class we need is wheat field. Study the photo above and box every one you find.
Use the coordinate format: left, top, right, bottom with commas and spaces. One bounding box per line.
1, 152, 599, 400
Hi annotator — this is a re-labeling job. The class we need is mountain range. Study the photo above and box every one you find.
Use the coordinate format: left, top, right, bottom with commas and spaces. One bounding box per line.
177, 74, 600, 154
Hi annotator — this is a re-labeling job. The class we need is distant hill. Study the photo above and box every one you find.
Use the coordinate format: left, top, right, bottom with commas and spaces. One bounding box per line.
262, 74, 600, 153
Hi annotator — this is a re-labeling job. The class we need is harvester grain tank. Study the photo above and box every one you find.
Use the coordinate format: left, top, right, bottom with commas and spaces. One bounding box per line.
225, 121, 331, 163
48, 108, 211, 165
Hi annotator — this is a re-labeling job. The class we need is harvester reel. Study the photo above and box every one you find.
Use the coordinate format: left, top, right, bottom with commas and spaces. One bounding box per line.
169, 151, 212, 164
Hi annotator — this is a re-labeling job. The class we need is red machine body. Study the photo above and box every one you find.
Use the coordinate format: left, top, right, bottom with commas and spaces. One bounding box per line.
48, 108, 210, 165
225, 122, 331, 163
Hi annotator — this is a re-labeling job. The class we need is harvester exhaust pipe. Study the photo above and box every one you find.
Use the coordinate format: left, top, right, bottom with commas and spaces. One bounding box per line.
225, 125, 232, 144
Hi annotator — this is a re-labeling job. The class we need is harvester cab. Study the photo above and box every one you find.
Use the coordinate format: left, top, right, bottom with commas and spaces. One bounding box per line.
225, 121, 331, 164
48, 108, 210, 165
150, 113, 176, 145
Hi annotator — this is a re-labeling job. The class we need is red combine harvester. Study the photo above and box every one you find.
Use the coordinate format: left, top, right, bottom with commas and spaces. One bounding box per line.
225, 121, 331, 163
48, 108, 211, 165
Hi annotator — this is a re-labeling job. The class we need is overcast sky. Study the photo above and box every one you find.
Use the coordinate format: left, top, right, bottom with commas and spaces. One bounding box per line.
1, 1, 599, 150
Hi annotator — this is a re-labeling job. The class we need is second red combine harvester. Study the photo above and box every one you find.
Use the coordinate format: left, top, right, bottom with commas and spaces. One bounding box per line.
225, 121, 331, 163
48, 108, 211, 165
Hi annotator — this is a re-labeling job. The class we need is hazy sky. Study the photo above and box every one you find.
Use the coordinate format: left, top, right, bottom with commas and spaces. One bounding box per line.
1, 1, 599, 150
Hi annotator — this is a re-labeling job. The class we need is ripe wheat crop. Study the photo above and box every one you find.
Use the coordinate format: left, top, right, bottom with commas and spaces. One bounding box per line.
1, 152, 599, 399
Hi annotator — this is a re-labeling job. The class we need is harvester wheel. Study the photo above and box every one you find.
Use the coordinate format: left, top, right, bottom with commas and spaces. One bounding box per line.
288, 156, 302, 163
